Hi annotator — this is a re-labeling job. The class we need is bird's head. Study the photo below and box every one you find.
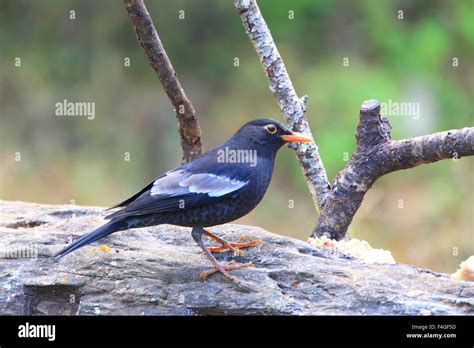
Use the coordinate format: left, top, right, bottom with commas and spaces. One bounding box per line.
232, 118, 313, 152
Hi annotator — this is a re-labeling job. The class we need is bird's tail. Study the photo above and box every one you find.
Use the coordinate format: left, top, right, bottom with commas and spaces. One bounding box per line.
54, 219, 128, 260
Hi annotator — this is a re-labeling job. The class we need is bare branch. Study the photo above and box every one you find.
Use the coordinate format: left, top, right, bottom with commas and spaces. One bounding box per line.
312, 99, 474, 240
235, 0, 330, 211
388, 128, 474, 171
124, 0, 202, 162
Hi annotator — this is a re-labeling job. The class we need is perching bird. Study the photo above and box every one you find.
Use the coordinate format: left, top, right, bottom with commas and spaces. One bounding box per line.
55, 118, 313, 281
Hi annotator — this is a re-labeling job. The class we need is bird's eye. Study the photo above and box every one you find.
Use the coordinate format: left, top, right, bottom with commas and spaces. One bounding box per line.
264, 124, 277, 134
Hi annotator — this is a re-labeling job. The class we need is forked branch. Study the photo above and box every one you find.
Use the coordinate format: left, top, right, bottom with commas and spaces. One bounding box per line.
312, 100, 474, 240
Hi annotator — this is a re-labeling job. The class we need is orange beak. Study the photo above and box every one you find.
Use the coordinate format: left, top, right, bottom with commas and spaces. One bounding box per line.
281, 132, 314, 143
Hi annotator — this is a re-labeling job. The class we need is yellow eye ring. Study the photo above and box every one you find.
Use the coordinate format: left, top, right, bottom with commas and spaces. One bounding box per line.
264, 124, 277, 134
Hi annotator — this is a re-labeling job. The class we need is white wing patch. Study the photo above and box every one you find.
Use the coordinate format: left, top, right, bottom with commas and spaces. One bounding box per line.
150, 170, 187, 196
150, 170, 248, 198
183, 173, 248, 197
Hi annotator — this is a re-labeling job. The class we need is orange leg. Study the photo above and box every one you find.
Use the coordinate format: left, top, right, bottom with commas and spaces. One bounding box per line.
192, 227, 254, 281
203, 229, 262, 255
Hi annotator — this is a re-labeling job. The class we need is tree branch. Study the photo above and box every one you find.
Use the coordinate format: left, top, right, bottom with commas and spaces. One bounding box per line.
124, 0, 202, 162
312, 99, 474, 240
235, 0, 330, 211
388, 128, 474, 171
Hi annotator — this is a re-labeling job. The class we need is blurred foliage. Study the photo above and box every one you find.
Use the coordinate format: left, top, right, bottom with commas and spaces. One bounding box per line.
1, 0, 473, 272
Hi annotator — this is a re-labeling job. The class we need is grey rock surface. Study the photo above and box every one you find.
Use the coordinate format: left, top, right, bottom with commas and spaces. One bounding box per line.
0, 200, 472, 315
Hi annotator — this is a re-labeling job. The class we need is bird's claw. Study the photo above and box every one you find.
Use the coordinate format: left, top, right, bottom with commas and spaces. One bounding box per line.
207, 234, 262, 255
199, 261, 254, 281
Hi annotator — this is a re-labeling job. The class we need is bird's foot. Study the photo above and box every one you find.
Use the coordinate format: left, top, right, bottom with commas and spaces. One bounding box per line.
199, 260, 253, 281
208, 234, 262, 256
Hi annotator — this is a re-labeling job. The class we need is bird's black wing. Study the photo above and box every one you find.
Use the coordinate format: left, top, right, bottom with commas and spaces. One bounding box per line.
106, 180, 155, 210
105, 167, 252, 220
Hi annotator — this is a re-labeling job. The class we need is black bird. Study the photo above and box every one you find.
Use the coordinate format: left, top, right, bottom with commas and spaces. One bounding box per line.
55, 118, 313, 281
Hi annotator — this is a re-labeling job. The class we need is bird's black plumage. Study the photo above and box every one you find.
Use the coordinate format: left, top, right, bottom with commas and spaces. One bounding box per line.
55, 118, 313, 281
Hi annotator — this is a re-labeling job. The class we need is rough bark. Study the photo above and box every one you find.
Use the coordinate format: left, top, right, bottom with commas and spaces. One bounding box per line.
1, 200, 472, 315
235, 0, 330, 211
124, 0, 202, 162
312, 100, 474, 240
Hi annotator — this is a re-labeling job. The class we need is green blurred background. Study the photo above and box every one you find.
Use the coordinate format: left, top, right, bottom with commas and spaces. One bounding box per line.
1, 0, 473, 272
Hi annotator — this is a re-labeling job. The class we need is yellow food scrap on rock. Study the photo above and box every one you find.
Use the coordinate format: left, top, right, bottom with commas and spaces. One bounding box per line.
99, 245, 111, 252
308, 236, 396, 264
452, 256, 474, 282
